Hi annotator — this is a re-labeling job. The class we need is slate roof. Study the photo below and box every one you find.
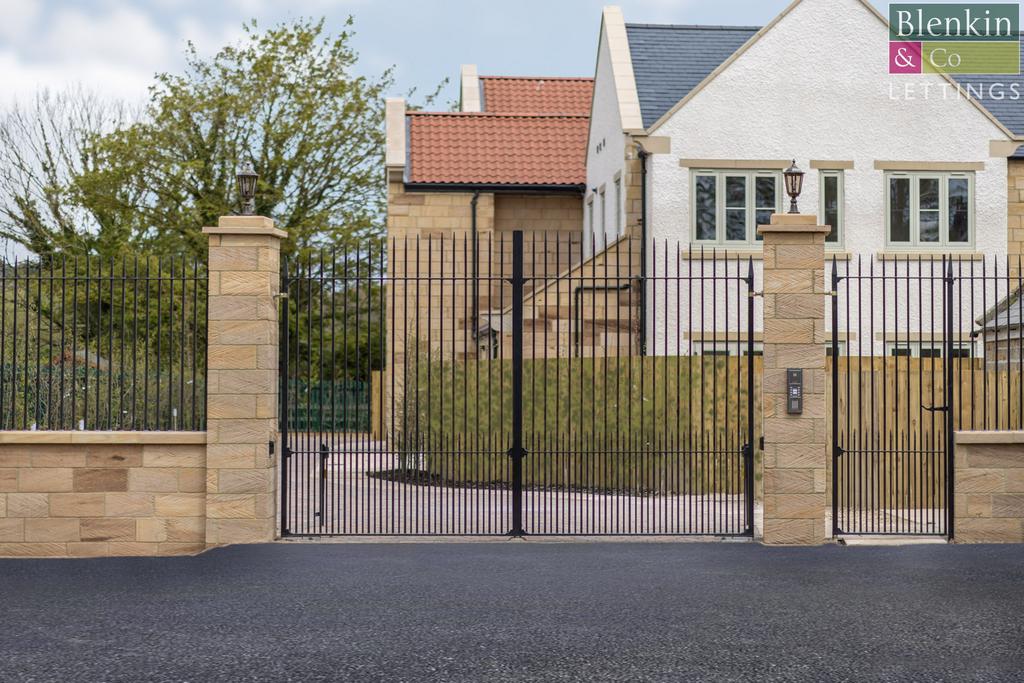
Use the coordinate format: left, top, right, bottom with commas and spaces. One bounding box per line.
625, 24, 1024, 156
480, 77, 593, 116
406, 113, 588, 186
624, 24, 760, 129
952, 38, 1024, 157
979, 288, 1024, 331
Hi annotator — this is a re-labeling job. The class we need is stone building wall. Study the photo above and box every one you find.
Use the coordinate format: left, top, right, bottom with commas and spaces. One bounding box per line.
1008, 159, 1024, 259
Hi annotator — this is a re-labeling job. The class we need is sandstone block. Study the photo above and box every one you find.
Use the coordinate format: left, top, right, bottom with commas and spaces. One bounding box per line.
763, 518, 826, 545
956, 517, 1023, 543
206, 494, 256, 519
74, 468, 128, 493
19, 468, 73, 493
85, 447, 143, 468
80, 518, 136, 542
142, 446, 205, 468
0, 542, 67, 557
105, 493, 156, 517
67, 542, 111, 557
765, 493, 826, 519
0, 518, 24, 542
50, 493, 106, 517
0, 469, 17, 492
154, 494, 205, 518
7, 493, 49, 517
25, 518, 80, 542
217, 469, 273, 495
128, 469, 179, 493
178, 468, 206, 493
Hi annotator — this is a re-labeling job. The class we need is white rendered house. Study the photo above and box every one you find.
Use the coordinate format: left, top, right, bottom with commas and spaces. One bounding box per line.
584, 0, 1024, 356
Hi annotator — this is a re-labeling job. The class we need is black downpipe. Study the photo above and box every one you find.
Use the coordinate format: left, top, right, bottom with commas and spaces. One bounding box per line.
638, 147, 649, 356
471, 191, 480, 331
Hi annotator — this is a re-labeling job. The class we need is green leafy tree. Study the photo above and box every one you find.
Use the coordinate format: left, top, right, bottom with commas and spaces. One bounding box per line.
77, 17, 394, 259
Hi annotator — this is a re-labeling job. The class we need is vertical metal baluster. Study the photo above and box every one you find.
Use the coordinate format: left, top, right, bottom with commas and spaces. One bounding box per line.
0, 260, 7, 429
945, 261, 955, 539
71, 257, 79, 429
831, 259, 840, 536
59, 254, 67, 428
47, 259, 55, 429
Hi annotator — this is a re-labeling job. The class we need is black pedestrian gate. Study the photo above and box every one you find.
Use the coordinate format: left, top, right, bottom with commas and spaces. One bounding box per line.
830, 255, 1024, 538
280, 231, 758, 537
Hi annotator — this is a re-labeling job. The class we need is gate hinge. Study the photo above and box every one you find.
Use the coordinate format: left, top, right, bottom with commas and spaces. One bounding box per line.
834, 445, 844, 458
758, 436, 764, 451
282, 444, 292, 460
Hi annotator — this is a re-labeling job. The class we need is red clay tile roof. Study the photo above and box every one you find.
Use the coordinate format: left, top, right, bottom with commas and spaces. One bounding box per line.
480, 77, 593, 116
406, 112, 588, 187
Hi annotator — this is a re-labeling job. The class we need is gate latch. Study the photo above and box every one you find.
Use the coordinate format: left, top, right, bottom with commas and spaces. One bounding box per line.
922, 404, 949, 413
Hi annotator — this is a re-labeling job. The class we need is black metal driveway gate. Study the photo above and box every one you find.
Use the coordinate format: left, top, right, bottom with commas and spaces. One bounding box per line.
830, 255, 1024, 539
280, 231, 757, 537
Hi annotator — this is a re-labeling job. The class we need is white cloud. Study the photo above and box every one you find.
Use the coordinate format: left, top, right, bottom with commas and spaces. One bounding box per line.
0, 1, 246, 105
0, 0, 42, 43
0, 49, 155, 106
38, 5, 173, 66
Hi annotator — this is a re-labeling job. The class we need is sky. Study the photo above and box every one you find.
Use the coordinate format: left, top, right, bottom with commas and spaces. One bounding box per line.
0, 0, 888, 108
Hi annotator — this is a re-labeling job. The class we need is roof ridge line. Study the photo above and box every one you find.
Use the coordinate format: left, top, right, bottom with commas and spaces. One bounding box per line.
625, 23, 762, 30
479, 75, 594, 81
407, 112, 589, 119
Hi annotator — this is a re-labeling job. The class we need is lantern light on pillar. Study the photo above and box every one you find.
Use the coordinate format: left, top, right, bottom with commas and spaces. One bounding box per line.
783, 160, 805, 214
236, 161, 258, 216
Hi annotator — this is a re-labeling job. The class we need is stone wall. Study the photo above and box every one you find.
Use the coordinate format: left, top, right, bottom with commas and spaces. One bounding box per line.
0, 433, 206, 557
954, 431, 1024, 543
494, 193, 583, 236
1009, 159, 1024, 259
0, 215, 285, 558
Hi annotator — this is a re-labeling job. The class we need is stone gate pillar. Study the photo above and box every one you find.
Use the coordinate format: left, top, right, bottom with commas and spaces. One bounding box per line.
203, 215, 286, 546
758, 214, 830, 545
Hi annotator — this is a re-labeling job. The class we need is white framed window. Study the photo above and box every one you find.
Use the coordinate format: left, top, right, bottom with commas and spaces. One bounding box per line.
885, 341, 973, 358
695, 341, 764, 357
691, 170, 782, 246
825, 342, 848, 357
819, 170, 844, 247
886, 172, 974, 249
613, 174, 622, 237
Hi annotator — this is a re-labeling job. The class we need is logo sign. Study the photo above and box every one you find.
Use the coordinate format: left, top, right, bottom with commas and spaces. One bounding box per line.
889, 3, 1021, 74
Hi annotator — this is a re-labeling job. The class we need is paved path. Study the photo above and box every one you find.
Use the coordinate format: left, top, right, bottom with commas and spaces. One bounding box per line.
2, 543, 1023, 681
284, 442, 748, 536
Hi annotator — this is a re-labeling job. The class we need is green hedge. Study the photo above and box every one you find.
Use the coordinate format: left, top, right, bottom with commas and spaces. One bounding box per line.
394, 356, 761, 494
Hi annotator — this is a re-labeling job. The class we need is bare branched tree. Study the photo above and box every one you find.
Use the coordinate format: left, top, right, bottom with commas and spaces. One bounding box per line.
0, 89, 134, 257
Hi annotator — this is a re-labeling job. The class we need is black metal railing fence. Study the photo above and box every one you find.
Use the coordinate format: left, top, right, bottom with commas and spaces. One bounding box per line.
830, 254, 1024, 537
0, 255, 207, 431
280, 232, 758, 537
